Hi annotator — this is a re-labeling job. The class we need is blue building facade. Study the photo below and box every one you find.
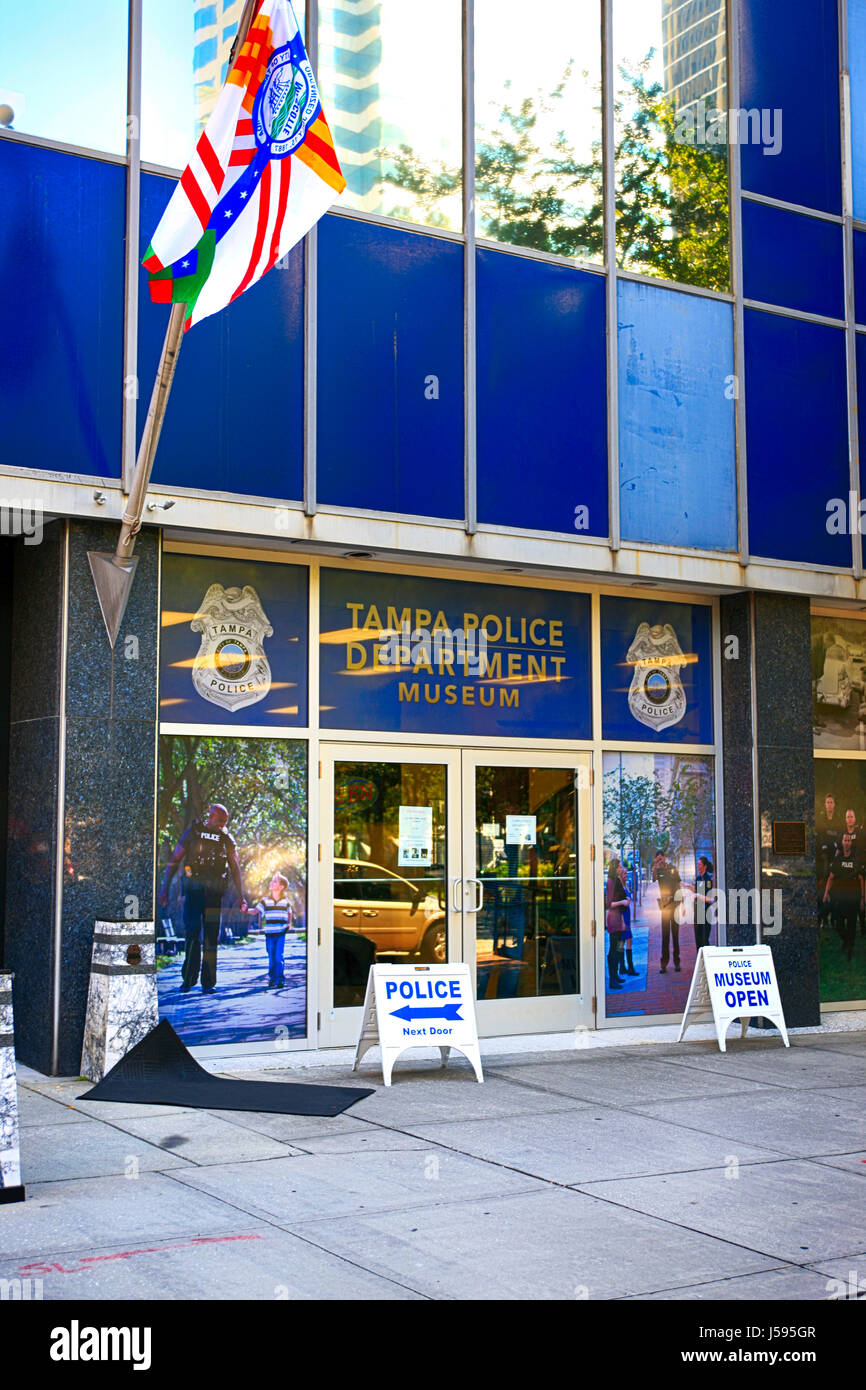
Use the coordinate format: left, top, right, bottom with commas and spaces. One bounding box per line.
0, 0, 863, 1070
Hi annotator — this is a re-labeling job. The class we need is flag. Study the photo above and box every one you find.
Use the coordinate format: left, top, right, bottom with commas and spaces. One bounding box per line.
143, 0, 345, 331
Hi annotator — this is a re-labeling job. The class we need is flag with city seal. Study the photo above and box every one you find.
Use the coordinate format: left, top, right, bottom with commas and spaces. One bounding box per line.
143, 0, 345, 330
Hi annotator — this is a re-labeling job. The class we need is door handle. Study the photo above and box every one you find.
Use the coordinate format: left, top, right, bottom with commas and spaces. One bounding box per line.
362, 909, 378, 917
464, 878, 484, 913
341, 909, 357, 917
451, 877, 463, 911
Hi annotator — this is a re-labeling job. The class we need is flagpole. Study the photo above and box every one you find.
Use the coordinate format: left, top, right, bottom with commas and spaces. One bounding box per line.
90, 0, 262, 646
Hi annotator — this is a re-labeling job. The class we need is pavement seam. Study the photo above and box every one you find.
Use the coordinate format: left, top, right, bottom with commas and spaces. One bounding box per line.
564, 1180, 857, 1270
609, 1262, 817, 1301
156, 1167, 436, 1300
645, 1055, 866, 1090
484, 1067, 781, 1108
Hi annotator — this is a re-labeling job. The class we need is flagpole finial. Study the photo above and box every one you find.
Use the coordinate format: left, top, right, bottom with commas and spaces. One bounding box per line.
88, 552, 139, 649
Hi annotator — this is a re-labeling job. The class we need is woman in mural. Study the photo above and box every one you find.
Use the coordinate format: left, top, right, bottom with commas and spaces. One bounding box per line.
617, 861, 638, 976
605, 857, 629, 990
692, 855, 714, 951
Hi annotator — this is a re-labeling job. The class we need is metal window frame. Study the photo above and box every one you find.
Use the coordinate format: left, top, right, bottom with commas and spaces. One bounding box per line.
602, 0, 619, 554
727, 0, 750, 567
463, 0, 477, 536
122, 0, 143, 494
841, 0, 863, 577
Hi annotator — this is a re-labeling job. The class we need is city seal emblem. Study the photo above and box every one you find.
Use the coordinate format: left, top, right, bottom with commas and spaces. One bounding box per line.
190, 584, 274, 712
625, 622, 688, 731
253, 36, 320, 160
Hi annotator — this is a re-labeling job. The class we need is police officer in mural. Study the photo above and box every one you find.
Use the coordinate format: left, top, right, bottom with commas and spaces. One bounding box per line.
159, 804, 247, 994
823, 831, 864, 963
816, 794, 841, 929
652, 848, 682, 974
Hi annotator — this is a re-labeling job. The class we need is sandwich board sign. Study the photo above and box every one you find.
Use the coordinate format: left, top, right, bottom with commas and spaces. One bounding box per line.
677, 945, 789, 1051
353, 963, 484, 1086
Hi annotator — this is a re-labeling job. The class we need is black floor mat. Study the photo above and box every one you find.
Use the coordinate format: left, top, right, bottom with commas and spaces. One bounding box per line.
78, 1019, 374, 1116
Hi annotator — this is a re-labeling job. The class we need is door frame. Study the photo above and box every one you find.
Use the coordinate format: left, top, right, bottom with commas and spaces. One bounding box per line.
318, 740, 463, 1048
318, 739, 596, 1047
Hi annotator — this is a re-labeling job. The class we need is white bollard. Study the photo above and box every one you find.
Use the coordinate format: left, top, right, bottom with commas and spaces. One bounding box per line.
80, 922, 159, 1083
0, 972, 24, 1203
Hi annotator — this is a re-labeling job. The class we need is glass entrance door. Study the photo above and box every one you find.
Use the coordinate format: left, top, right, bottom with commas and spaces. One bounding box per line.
319, 745, 594, 1045
319, 744, 462, 1046
461, 750, 595, 1036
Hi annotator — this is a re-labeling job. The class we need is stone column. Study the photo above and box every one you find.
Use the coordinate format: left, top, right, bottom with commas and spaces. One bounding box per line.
0, 972, 24, 1202
720, 591, 819, 1027
4, 519, 159, 1073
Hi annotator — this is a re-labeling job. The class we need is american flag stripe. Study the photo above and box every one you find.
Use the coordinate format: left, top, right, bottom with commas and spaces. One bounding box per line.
231, 161, 273, 302
180, 167, 211, 232
263, 158, 292, 275
196, 132, 225, 195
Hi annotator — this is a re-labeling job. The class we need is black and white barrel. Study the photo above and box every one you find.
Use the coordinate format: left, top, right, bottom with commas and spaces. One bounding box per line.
0, 971, 24, 1203
80, 922, 159, 1083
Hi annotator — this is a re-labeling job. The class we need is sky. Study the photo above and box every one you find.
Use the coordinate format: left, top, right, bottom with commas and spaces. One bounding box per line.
0, 1, 671, 166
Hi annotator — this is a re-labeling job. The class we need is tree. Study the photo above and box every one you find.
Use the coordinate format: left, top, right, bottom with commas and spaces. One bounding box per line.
603, 766, 662, 905
380, 56, 730, 292
158, 735, 307, 904
661, 761, 716, 871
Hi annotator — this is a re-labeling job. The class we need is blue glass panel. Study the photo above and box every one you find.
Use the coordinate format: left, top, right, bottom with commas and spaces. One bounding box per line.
746, 309, 850, 567
851, 0, 866, 221
317, 216, 464, 519
195, 6, 217, 30
855, 229, 866, 326
138, 172, 305, 499
319, 569, 592, 739
743, 201, 845, 319
617, 280, 737, 552
739, 0, 841, 213
0, 143, 124, 478
600, 596, 714, 745
477, 248, 607, 537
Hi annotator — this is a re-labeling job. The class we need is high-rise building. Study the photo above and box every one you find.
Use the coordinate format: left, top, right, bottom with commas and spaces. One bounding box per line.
193, 0, 243, 135
661, 0, 727, 116
317, 1, 383, 212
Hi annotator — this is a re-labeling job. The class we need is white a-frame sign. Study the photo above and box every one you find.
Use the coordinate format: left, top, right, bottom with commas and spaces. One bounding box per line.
678, 945, 790, 1052
353, 963, 484, 1086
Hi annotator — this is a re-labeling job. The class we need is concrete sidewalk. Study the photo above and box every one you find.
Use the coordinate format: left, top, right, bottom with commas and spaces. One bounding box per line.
3, 1029, 866, 1301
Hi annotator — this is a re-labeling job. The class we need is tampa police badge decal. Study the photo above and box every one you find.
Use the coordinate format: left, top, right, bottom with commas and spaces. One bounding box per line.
190, 584, 274, 712
626, 622, 687, 731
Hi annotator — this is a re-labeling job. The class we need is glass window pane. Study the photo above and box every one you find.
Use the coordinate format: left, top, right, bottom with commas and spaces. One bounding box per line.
474, 1, 602, 262
475, 766, 578, 1000
602, 751, 716, 1018
317, 0, 463, 229
333, 761, 448, 1008
0, 2, 127, 154
157, 736, 308, 1045
814, 755, 866, 1005
613, 0, 730, 290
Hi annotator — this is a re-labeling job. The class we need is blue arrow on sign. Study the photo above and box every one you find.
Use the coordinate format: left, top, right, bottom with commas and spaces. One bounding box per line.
389, 1004, 463, 1022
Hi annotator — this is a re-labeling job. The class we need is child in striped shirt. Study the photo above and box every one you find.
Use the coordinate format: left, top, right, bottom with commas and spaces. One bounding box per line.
256, 872, 293, 988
